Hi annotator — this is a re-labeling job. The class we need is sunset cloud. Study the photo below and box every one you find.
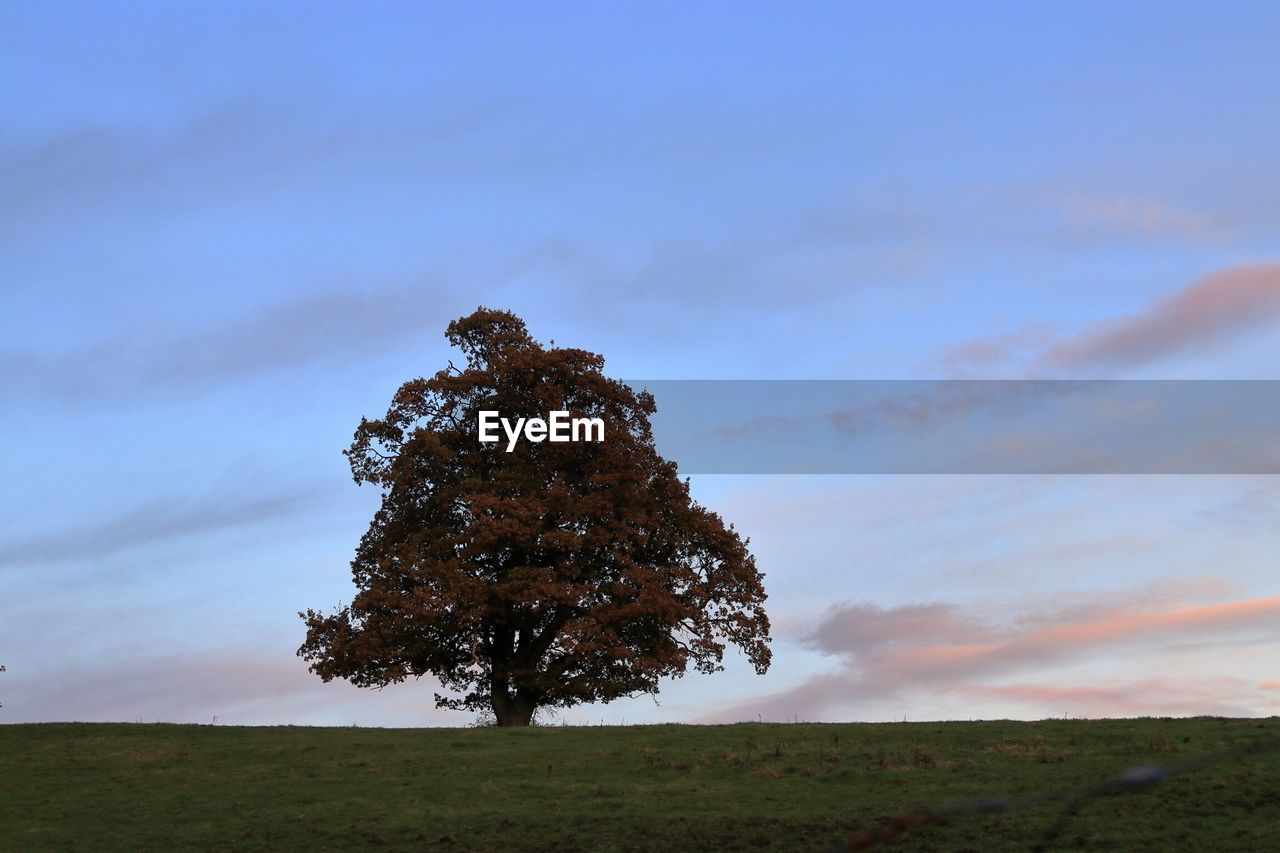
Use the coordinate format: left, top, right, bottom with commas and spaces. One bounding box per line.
805, 601, 989, 656
949, 677, 1258, 718
1041, 265, 1280, 371
706, 592, 1280, 722
939, 264, 1280, 376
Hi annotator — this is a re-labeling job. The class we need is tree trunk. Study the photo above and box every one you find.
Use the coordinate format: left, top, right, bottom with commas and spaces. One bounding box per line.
493, 702, 535, 726
490, 678, 538, 726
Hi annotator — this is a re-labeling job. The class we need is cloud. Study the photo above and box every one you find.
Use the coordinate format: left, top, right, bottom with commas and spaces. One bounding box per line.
0, 97, 499, 224
792, 182, 1235, 265
805, 602, 988, 656
495, 231, 912, 341
1196, 479, 1280, 532
939, 265, 1280, 376
1062, 192, 1223, 241
933, 325, 1055, 377
949, 677, 1257, 718
4, 217, 914, 410
0, 480, 330, 570
0, 650, 453, 726
705, 591, 1280, 722
865, 596, 1280, 684
1040, 265, 1280, 371
0, 278, 460, 403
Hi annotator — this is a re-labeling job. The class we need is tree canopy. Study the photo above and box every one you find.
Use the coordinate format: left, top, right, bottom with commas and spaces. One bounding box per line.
298, 308, 770, 725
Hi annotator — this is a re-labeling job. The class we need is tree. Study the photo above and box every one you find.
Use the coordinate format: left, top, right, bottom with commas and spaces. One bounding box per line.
299, 308, 771, 726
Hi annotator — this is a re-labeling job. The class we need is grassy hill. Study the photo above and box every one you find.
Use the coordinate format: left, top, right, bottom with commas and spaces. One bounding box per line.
2, 717, 1278, 850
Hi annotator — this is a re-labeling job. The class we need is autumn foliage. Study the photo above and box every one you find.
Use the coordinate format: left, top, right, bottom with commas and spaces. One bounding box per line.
299, 308, 771, 725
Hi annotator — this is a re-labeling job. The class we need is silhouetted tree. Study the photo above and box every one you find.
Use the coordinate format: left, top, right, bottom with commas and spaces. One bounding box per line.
299, 308, 771, 726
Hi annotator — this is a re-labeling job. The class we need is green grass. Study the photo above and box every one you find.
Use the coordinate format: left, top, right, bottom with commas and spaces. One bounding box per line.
2, 717, 1278, 850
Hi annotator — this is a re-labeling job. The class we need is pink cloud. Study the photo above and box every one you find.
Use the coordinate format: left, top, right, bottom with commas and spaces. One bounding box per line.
806, 601, 989, 655
706, 592, 1280, 722
949, 677, 1256, 718
1041, 265, 1280, 371
849, 595, 1280, 690
939, 264, 1280, 376
933, 324, 1055, 377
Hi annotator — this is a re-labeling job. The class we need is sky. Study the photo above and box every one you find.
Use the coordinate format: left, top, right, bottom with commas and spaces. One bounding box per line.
2, 1, 1279, 726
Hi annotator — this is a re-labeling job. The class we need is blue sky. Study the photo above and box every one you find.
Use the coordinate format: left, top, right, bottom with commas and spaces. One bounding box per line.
2, 2, 1279, 725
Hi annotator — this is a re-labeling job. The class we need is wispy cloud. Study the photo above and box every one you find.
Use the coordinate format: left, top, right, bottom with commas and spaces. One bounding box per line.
0, 650, 452, 726
0, 480, 330, 570
1, 279, 460, 404
0, 97, 500, 224
1041, 264, 1280, 371
1062, 192, 1223, 241
949, 677, 1258, 717
792, 182, 1235, 261
933, 325, 1053, 376
1196, 479, 1280, 532
938, 264, 1280, 376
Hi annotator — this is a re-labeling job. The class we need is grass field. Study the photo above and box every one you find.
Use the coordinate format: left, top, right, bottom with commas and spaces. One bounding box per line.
3, 717, 1278, 851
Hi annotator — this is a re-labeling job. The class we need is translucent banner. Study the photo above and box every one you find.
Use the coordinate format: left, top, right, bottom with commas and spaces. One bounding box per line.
625, 380, 1280, 474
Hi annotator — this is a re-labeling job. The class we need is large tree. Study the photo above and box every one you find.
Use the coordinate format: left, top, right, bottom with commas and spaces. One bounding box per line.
299, 308, 771, 726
